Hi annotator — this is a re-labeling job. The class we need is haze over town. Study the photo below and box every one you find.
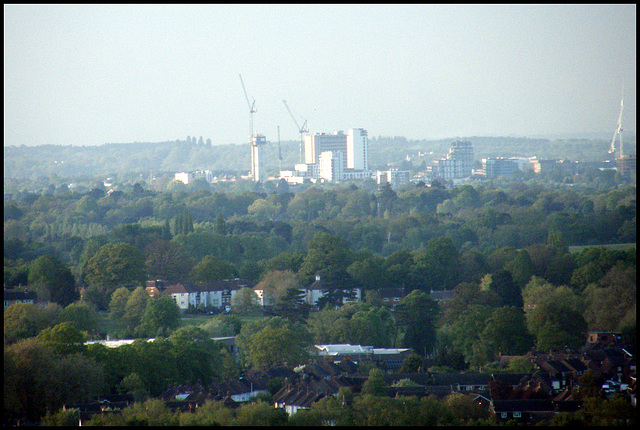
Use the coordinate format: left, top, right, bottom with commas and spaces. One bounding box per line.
4, 4, 637, 148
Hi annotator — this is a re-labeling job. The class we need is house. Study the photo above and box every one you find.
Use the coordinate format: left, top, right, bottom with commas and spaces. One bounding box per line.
490, 399, 556, 425
305, 275, 361, 308
273, 383, 324, 416
429, 289, 454, 302
378, 287, 405, 306
586, 331, 622, 347
371, 348, 413, 370
163, 279, 254, 311
4, 289, 37, 309
431, 373, 492, 393
145, 279, 168, 299
163, 283, 193, 310
273, 374, 362, 415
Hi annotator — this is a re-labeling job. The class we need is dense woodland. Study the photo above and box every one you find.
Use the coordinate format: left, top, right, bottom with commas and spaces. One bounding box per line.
3, 139, 637, 425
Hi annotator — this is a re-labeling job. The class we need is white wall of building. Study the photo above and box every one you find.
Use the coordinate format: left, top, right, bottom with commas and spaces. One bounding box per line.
174, 172, 193, 184
347, 128, 368, 170
319, 151, 344, 181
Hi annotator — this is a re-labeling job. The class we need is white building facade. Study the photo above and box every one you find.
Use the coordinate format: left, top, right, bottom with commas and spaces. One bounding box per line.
319, 150, 344, 181
347, 128, 368, 170
250, 134, 267, 182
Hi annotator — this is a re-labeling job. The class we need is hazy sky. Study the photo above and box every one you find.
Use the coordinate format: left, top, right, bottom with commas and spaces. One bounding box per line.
4, 4, 636, 147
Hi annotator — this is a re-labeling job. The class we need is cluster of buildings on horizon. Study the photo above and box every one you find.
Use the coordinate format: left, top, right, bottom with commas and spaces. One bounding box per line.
173, 128, 636, 189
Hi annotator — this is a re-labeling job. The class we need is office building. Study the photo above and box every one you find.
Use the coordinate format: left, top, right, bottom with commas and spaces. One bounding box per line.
319, 151, 344, 181
347, 128, 368, 170
433, 141, 474, 181
376, 169, 411, 188
250, 134, 267, 182
305, 131, 347, 168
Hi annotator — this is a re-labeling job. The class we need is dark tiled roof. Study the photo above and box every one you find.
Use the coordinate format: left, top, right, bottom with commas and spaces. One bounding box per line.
492, 399, 555, 412
431, 372, 492, 386
4, 290, 37, 301
492, 373, 532, 387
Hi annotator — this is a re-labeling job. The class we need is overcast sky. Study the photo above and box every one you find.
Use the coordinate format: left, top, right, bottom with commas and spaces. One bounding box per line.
4, 4, 636, 147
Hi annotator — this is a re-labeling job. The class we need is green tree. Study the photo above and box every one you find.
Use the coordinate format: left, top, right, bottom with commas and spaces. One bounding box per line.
58, 302, 98, 334
231, 287, 261, 315
123, 286, 150, 332
191, 254, 237, 282
395, 290, 440, 356
117, 372, 149, 401
297, 232, 355, 286
479, 306, 534, 356
119, 398, 179, 426
440, 281, 500, 326
36, 321, 87, 355
443, 392, 490, 424
5, 337, 103, 423
84, 242, 146, 310
451, 305, 495, 368
172, 210, 194, 235
254, 269, 300, 307
523, 277, 587, 350
583, 265, 636, 331
135, 295, 181, 337
233, 400, 289, 426
41, 408, 80, 426
361, 367, 388, 396
504, 249, 535, 288
28, 254, 78, 306
108, 286, 131, 321
144, 239, 193, 283
489, 269, 523, 308
3, 302, 61, 344
168, 326, 223, 385
178, 399, 233, 426
411, 236, 460, 291
247, 325, 308, 369
236, 317, 312, 369
213, 212, 228, 235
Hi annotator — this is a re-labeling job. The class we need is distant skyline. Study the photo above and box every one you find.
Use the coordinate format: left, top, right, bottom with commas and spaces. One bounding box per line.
4, 4, 636, 147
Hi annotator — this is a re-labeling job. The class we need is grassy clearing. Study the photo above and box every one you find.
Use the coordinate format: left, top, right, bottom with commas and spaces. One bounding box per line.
568, 242, 636, 253
180, 313, 267, 329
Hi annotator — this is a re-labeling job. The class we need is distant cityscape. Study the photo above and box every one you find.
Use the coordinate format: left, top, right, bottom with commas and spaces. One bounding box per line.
173, 129, 636, 190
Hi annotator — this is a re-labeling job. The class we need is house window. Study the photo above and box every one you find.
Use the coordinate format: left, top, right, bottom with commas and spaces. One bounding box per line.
513, 412, 521, 418
501, 413, 508, 419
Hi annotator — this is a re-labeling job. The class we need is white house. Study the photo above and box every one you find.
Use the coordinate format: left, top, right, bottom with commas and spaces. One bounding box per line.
163, 279, 254, 312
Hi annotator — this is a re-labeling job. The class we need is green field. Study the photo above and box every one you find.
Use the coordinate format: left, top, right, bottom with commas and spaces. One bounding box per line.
94, 311, 267, 339
568, 242, 636, 253
180, 313, 267, 328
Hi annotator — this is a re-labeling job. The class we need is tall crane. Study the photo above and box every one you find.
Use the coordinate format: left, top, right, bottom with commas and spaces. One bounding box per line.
609, 86, 624, 157
282, 99, 308, 164
239, 74, 257, 145
240, 74, 266, 182
277, 125, 283, 171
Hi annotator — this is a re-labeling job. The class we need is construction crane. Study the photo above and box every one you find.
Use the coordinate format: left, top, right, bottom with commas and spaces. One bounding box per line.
239, 74, 257, 145
277, 125, 283, 171
609, 86, 624, 157
282, 99, 308, 164
240, 74, 266, 182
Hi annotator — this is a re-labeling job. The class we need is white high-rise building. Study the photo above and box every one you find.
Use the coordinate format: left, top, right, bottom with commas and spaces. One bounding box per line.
304, 131, 347, 168
433, 141, 474, 181
250, 134, 267, 182
347, 128, 368, 170
319, 151, 344, 181
376, 169, 411, 188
